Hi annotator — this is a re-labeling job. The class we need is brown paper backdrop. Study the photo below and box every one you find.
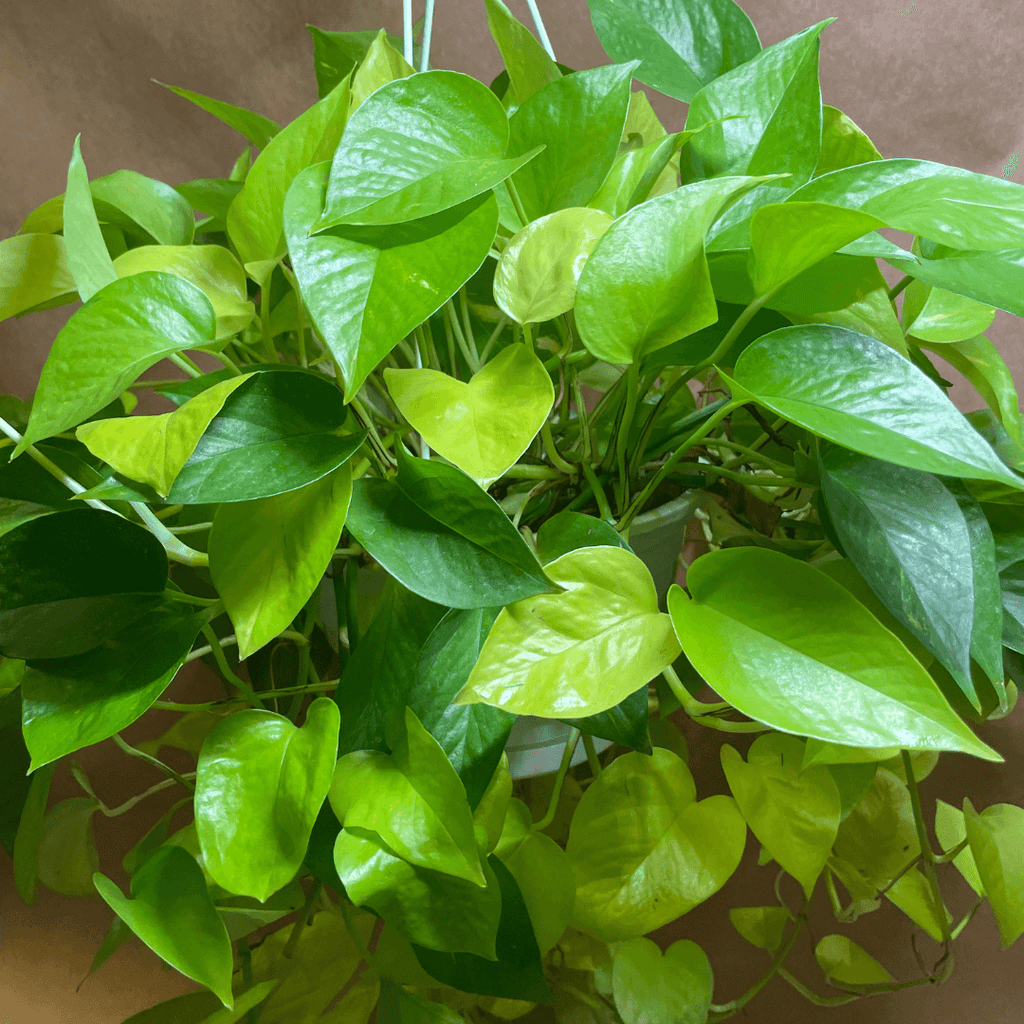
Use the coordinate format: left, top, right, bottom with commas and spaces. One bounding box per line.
2, 1, 1022, 1021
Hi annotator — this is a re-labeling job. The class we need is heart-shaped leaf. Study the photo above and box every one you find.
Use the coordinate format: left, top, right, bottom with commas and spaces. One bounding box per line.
814, 935, 894, 985
567, 748, 746, 941
454, 545, 681, 718
728, 324, 1024, 491
349, 29, 416, 110
611, 936, 714, 1024
729, 906, 792, 951
194, 698, 340, 902
227, 76, 351, 269
317, 71, 539, 229
284, 161, 497, 400
721, 734, 840, 899
668, 548, 1000, 760
493, 208, 612, 325
534, 510, 631, 565
963, 799, 1024, 946
345, 448, 556, 610
77, 375, 251, 498
575, 175, 785, 364
93, 845, 235, 1008
0, 234, 76, 322
586, 0, 760, 104
12, 272, 217, 456
0, 507, 168, 660
37, 797, 101, 897
902, 280, 997, 344
209, 463, 353, 659
21, 596, 213, 771
934, 799, 985, 895
333, 826, 502, 956
329, 706, 485, 886
112, 245, 255, 340
384, 343, 553, 488
63, 135, 117, 302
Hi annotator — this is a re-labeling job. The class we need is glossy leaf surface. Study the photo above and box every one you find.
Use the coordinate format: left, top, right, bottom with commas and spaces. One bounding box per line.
729, 324, 1024, 490
210, 464, 352, 659
0, 234, 76, 321
721, 733, 840, 898
307, 25, 407, 99
346, 448, 555, 610
349, 29, 416, 110
13, 273, 217, 455
586, 0, 760, 104
934, 798, 985, 895
454, 545, 681, 718
566, 748, 746, 941
668, 548, 1000, 760
813, 105, 883, 179
64, 135, 118, 302
484, 0, 560, 104
329, 706, 485, 885
318, 71, 536, 229
21, 597, 212, 771
534, 510, 631, 565
0, 507, 168, 661
195, 698, 340, 902
611, 936, 713, 1024
384, 343, 553, 488
963, 799, 1024, 946
285, 162, 497, 400
93, 845, 235, 1007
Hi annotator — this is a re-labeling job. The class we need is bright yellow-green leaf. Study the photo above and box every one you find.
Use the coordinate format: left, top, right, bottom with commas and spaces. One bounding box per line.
566, 748, 746, 941
903, 280, 997, 343
0, 234, 76, 322
813, 105, 883, 179
621, 90, 680, 197
729, 906, 792, 951
349, 29, 415, 110
494, 208, 612, 325
749, 202, 886, 300
934, 798, 984, 895
963, 798, 1024, 946
814, 935, 894, 985
64, 134, 118, 302
384, 343, 553, 489
209, 463, 353, 659
37, 797, 100, 897
473, 754, 513, 854
484, 0, 560, 105
611, 937, 713, 1024
878, 749, 939, 785
77, 375, 251, 497
113, 245, 255, 339
453, 545, 681, 719
885, 865, 952, 941
135, 710, 223, 761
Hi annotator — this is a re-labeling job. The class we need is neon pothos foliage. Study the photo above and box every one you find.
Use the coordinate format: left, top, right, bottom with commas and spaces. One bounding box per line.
2, 1, 1023, 1022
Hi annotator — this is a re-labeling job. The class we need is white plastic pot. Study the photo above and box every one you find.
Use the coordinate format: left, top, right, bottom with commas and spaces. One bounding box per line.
321, 490, 706, 779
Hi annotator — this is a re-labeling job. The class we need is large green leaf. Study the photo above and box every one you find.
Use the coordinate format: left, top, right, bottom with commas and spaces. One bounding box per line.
379, 977, 464, 1024
454, 545, 680, 718
209, 463, 352, 659
901, 279, 997, 344
412, 855, 554, 1003
77, 376, 251, 498
813, 105, 884, 179
721, 733, 840, 899
349, 29, 416, 111
333, 826, 502, 956
306, 25, 408, 99
493, 207, 611, 325
227, 76, 351, 270
112, 246, 255, 340
611, 936, 714, 1024
587, 0, 759, 104
345, 447, 556, 610
0, 507, 168, 660
484, 0, 561, 104
788, 158, 1024, 252
506, 63, 637, 221
384, 343, 554, 489
12, 272, 217, 456
86, 369, 365, 505
684, 19, 833, 246
534, 510, 632, 565
667, 548, 1000, 760
194, 698, 340, 902
21, 597, 213, 771
575, 175, 785, 364
819, 448, 1003, 706
0, 234, 76, 322
155, 81, 280, 150
566, 748, 746, 941
93, 845, 235, 1008
728, 324, 1024, 490
284, 162, 497, 400
316, 71, 539, 229
329, 706, 486, 885
963, 799, 1024, 947
63, 135, 117, 302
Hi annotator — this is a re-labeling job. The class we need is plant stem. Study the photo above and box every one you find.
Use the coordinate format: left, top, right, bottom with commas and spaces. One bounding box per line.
661, 665, 769, 733
532, 729, 581, 832
212, 350, 244, 376
286, 594, 320, 722
582, 733, 602, 776
111, 733, 197, 792
152, 679, 339, 713
446, 299, 480, 373
541, 421, 576, 475
346, 557, 360, 656
613, 363, 640, 513
701, 438, 794, 473
130, 501, 210, 566
506, 178, 530, 226
887, 274, 913, 301
259, 283, 281, 363
282, 881, 324, 959
524, 0, 557, 61
777, 968, 859, 1007
280, 264, 309, 368
499, 464, 562, 481
618, 398, 743, 531
702, 466, 802, 489
419, 0, 435, 72
479, 316, 508, 364
163, 588, 219, 606
168, 352, 202, 378
685, 296, 769, 384
580, 460, 614, 523
201, 624, 268, 710
168, 521, 213, 535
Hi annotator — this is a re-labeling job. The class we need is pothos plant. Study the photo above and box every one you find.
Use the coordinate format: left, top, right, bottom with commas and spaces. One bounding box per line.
2, 0, 1024, 1021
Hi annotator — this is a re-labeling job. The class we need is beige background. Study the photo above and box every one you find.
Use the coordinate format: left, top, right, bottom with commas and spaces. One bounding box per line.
2, 1, 1023, 1022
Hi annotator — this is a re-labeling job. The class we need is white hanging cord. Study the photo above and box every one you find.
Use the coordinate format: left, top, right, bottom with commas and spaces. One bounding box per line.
420, 0, 436, 73
403, 0, 414, 66
524, 0, 557, 62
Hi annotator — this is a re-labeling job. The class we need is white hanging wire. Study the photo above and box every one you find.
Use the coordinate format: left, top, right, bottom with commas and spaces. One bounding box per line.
524, 0, 557, 62
403, 0, 415, 66
420, 0, 436, 73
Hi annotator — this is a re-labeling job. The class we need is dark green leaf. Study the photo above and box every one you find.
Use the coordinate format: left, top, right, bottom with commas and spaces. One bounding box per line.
0, 688, 32, 856
0, 508, 168, 660
307, 25, 407, 100
12, 761, 57, 905
535, 510, 632, 565
412, 855, 554, 1003
120, 990, 224, 1024
561, 684, 652, 754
